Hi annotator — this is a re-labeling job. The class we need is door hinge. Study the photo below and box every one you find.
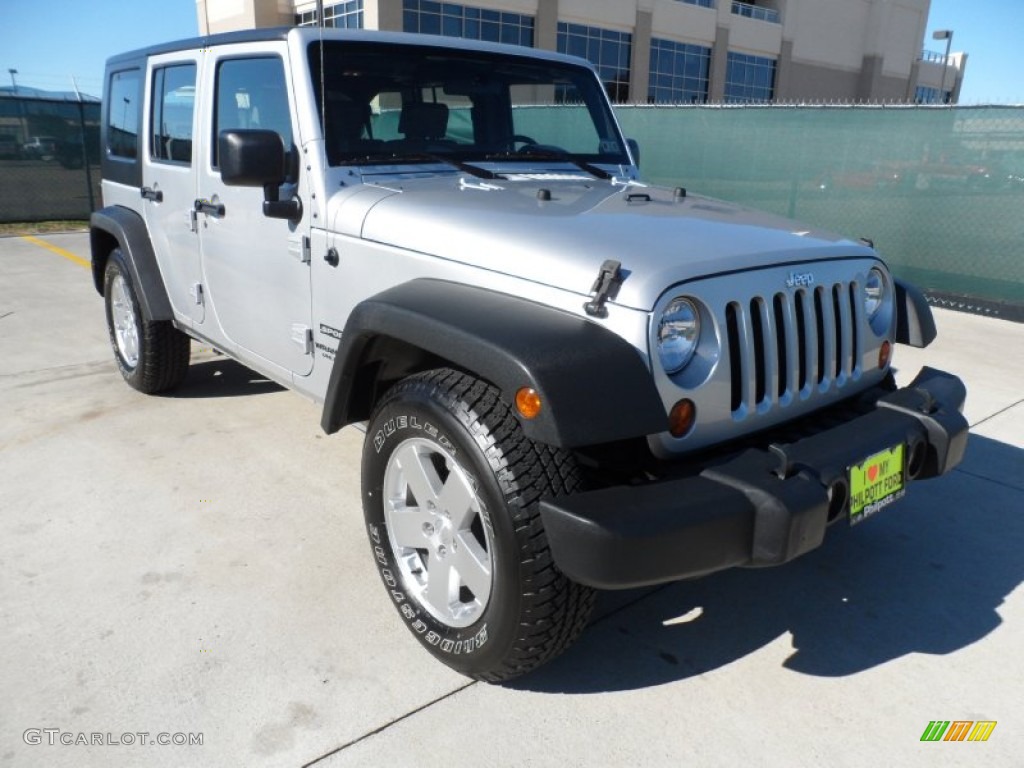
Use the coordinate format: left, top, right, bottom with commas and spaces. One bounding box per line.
289, 234, 311, 264
291, 324, 313, 355
187, 208, 198, 233
191, 283, 204, 306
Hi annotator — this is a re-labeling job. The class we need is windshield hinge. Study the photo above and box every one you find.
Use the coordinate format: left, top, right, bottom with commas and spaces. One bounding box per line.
584, 259, 624, 318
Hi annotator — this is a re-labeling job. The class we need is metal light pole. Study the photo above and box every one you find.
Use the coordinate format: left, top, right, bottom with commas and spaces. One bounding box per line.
9, 68, 25, 145
932, 29, 954, 103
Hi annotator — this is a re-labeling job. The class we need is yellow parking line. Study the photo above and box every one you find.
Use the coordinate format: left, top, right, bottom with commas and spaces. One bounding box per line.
21, 235, 91, 270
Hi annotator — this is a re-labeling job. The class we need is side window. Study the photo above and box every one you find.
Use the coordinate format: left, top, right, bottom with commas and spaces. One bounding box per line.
213, 57, 293, 167
151, 63, 197, 164
107, 69, 141, 159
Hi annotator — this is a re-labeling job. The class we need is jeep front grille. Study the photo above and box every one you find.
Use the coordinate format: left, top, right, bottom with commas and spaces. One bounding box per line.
725, 283, 862, 416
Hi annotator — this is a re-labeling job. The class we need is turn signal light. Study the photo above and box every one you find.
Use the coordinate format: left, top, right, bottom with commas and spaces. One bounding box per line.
669, 399, 696, 438
515, 387, 543, 420
878, 340, 892, 369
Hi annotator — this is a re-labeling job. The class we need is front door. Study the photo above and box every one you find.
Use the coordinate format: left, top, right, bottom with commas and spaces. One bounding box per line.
196, 48, 312, 376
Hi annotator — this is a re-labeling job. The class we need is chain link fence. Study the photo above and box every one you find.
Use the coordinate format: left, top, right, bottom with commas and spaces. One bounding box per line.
0, 93, 100, 222
618, 105, 1024, 319
1, 97, 1020, 316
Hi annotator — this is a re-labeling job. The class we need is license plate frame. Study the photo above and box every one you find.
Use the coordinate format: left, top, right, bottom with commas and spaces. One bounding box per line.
848, 444, 906, 525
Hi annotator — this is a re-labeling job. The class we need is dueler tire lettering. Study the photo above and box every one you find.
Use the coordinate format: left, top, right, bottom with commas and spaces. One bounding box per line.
361, 368, 595, 682
103, 248, 190, 394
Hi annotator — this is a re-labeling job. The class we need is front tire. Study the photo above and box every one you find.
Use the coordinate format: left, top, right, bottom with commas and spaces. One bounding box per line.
103, 248, 190, 393
362, 369, 595, 682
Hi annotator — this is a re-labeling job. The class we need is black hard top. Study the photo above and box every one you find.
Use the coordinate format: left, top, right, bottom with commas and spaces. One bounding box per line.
105, 27, 291, 68
104, 25, 584, 71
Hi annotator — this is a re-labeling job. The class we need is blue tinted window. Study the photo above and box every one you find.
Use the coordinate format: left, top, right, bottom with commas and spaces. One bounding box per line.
648, 38, 710, 103
725, 51, 776, 103
402, 1, 534, 48
915, 85, 952, 104
557, 22, 632, 103
294, 0, 363, 29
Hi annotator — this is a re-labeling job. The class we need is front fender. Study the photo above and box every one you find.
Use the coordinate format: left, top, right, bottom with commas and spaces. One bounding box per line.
321, 279, 667, 448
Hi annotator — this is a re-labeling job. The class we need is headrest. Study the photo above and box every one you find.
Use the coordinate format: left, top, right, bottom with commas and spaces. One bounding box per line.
398, 102, 449, 140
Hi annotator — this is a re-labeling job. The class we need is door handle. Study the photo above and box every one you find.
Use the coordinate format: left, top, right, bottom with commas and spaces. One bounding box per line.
140, 186, 163, 202
194, 198, 225, 217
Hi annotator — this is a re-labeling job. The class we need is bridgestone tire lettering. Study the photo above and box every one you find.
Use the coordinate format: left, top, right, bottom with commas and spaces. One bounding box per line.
361, 368, 595, 681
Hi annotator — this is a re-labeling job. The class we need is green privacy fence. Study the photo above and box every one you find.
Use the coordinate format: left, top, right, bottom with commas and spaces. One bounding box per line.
2, 96, 1020, 316
0, 94, 101, 223
616, 105, 1024, 317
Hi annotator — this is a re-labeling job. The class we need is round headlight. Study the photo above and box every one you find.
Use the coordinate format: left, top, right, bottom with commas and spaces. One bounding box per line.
864, 267, 887, 320
657, 297, 700, 374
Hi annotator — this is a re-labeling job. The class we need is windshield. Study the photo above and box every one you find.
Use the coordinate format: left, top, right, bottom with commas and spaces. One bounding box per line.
308, 41, 630, 168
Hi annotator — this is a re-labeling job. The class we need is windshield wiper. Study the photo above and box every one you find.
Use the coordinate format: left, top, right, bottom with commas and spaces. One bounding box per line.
338, 152, 502, 181
484, 149, 614, 181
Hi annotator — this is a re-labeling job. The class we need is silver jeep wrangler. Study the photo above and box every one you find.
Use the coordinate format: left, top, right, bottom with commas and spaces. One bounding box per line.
90, 27, 968, 681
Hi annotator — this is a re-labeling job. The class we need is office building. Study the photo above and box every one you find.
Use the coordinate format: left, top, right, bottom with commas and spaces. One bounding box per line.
195, 0, 968, 103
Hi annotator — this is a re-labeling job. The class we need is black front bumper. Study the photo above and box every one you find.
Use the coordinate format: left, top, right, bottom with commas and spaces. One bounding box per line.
539, 367, 968, 590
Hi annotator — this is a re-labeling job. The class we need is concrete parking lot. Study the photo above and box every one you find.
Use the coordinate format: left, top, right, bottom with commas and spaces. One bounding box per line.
2, 232, 1021, 767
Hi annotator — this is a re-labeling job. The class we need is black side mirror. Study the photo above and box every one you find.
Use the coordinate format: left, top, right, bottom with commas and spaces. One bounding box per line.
627, 138, 640, 170
219, 129, 301, 222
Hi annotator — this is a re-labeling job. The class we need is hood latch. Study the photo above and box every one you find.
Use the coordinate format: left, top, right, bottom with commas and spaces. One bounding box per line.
584, 259, 624, 318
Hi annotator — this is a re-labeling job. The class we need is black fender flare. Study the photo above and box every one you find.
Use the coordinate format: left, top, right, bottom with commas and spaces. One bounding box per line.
320, 279, 667, 448
894, 278, 937, 348
89, 206, 173, 322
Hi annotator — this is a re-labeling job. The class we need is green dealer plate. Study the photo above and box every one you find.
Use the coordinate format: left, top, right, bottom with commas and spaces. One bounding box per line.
849, 444, 906, 525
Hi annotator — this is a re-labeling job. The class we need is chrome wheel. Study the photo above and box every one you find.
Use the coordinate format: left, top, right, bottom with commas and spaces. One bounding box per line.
109, 273, 139, 368
383, 437, 493, 628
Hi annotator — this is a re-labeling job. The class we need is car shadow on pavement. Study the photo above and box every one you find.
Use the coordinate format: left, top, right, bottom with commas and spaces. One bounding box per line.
167, 357, 285, 399
512, 434, 1023, 693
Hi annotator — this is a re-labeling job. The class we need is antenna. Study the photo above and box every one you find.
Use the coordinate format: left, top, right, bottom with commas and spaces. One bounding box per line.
313, 0, 325, 219
317, 0, 327, 166
70, 74, 96, 211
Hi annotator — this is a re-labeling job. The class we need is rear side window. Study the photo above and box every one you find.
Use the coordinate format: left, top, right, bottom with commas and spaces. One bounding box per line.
213, 57, 293, 167
151, 64, 197, 164
107, 69, 141, 159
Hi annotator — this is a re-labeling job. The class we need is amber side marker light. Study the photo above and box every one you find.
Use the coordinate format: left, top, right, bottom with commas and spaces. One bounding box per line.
669, 399, 697, 438
878, 340, 892, 369
515, 387, 543, 420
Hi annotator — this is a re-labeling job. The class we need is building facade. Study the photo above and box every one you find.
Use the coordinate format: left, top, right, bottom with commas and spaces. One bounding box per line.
195, 0, 967, 104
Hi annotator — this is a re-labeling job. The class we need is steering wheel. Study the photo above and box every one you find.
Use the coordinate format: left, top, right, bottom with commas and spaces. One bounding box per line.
512, 134, 538, 152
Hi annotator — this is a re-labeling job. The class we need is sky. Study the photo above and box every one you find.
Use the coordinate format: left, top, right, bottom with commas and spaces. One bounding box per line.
0, 0, 1021, 103
927, 0, 1023, 103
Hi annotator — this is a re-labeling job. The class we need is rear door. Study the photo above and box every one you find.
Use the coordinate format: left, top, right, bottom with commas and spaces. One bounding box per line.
142, 52, 203, 325
195, 46, 313, 376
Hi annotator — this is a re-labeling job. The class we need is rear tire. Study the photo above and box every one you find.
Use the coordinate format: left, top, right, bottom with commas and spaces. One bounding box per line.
362, 368, 595, 682
103, 248, 190, 393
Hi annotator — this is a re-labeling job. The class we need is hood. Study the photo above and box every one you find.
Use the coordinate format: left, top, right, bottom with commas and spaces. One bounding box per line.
333, 173, 872, 310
